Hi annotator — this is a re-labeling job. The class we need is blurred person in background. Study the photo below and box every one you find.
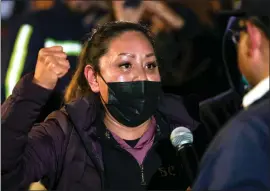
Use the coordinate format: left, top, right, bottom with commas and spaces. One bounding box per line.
197, 13, 248, 148
148, 0, 246, 160
154, 0, 238, 118
1, 0, 111, 122
192, 0, 260, 157
193, 0, 270, 189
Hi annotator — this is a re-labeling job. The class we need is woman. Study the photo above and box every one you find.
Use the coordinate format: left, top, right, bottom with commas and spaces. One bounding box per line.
2, 22, 198, 191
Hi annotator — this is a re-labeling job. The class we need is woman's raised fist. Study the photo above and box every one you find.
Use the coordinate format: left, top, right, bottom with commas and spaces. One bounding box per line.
33, 46, 70, 89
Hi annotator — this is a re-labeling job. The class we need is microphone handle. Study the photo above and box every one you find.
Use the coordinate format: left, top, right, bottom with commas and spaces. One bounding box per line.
177, 143, 199, 185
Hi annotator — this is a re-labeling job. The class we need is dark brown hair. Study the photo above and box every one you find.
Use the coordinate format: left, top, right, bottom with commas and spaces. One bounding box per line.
64, 21, 155, 103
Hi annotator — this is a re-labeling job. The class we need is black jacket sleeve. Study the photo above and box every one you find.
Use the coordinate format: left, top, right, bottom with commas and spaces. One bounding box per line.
1, 74, 66, 190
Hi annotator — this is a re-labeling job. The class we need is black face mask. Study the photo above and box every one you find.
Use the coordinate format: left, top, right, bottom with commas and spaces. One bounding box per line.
100, 77, 162, 127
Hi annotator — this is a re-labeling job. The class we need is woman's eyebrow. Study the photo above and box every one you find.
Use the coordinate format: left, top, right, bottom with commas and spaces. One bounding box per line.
117, 53, 155, 58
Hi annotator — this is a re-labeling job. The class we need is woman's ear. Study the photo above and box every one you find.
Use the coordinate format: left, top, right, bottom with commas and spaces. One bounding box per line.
84, 65, 100, 93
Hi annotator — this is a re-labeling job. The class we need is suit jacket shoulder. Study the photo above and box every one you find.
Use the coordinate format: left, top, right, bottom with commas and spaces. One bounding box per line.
193, 99, 270, 190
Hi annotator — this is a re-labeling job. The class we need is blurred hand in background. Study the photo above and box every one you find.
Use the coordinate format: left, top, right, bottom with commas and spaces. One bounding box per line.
112, 0, 145, 23
112, 0, 184, 34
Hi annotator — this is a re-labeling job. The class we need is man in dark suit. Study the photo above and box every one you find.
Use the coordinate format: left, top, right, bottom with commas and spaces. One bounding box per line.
192, 0, 270, 190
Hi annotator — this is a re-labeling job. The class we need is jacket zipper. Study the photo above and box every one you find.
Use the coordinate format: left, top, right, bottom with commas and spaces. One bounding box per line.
114, 144, 155, 187
140, 164, 146, 186
139, 142, 157, 186
139, 125, 160, 186
106, 127, 160, 188
138, 140, 160, 187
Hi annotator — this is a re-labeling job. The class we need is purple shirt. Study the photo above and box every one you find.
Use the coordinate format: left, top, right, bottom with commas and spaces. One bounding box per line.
110, 117, 156, 165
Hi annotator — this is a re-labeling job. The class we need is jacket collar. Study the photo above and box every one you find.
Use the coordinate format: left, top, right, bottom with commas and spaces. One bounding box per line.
64, 94, 100, 134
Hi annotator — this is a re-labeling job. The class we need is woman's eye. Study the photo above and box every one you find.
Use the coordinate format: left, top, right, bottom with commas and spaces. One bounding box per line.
146, 62, 157, 70
119, 62, 132, 69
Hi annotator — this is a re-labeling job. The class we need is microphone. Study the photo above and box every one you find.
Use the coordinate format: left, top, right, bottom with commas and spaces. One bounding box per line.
170, 127, 199, 185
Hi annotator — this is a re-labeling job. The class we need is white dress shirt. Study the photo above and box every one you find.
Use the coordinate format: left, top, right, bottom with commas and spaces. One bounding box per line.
242, 76, 270, 109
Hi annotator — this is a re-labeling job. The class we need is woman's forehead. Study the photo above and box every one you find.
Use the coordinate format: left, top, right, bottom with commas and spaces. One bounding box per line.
107, 31, 154, 55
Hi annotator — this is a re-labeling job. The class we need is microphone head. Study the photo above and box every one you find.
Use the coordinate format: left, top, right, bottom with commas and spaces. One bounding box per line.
170, 127, 193, 150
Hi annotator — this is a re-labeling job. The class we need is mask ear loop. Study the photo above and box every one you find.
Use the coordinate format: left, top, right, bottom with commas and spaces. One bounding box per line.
96, 73, 117, 105
97, 74, 122, 123
96, 73, 108, 105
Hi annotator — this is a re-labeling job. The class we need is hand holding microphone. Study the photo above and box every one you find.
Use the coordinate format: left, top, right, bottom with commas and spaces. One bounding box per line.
33, 46, 70, 90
